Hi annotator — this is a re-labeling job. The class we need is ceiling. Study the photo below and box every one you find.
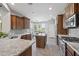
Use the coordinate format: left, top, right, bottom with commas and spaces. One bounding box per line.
7, 3, 68, 22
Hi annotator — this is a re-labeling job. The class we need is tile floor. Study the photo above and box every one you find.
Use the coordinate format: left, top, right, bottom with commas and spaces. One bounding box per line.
32, 37, 63, 56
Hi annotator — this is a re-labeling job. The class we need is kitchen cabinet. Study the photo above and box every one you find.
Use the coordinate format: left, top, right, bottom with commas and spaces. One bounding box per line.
24, 17, 30, 28
64, 4, 70, 20
19, 46, 32, 56
57, 15, 68, 35
11, 15, 30, 29
36, 35, 47, 48
11, 15, 24, 29
65, 43, 79, 56
11, 15, 17, 29
65, 43, 74, 56
17, 16, 25, 29
21, 34, 31, 40
64, 3, 79, 20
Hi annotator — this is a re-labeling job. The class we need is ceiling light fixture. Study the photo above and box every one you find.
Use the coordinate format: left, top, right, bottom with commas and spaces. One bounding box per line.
49, 7, 52, 10
11, 3, 15, 5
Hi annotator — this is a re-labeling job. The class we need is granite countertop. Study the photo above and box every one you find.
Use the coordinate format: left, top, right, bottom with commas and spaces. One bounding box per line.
36, 33, 47, 36
0, 39, 35, 56
63, 40, 79, 55
8, 33, 31, 39
58, 35, 69, 38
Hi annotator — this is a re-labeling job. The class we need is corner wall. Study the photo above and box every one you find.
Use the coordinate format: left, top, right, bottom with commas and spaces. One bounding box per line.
0, 3, 11, 33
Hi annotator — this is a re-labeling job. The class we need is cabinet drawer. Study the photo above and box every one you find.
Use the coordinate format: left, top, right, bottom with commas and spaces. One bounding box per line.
66, 49, 73, 56
67, 45, 74, 55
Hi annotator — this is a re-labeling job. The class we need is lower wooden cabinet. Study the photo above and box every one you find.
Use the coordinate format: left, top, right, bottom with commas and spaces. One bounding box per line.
65, 43, 79, 56
36, 35, 47, 48
21, 34, 31, 40
18, 46, 32, 56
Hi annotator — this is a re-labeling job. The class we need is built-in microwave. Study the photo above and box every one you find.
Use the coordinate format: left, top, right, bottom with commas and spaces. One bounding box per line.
64, 13, 79, 28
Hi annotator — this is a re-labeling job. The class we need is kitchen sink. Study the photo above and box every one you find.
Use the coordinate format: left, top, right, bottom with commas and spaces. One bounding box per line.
9, 36, 18, 39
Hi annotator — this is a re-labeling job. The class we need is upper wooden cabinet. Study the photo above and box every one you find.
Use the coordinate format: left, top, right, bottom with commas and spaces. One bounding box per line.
57, 15, 68, 35
17, 17, 25, 29
25, 18, 30, 28
22, 17, 30, 29
64, 3, 79, 20
11, 15, 17, 29
11, 15, 30, 29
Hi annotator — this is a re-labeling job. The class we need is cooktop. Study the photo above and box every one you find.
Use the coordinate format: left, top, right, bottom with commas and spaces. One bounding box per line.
62, 37, 79, 43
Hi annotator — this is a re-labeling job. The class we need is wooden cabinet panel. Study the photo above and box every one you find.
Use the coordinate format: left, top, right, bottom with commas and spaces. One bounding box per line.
11, 15, 30, 29
25, 18, 30, 28
66, 49, 72, 56
21, 17, 30, 29
65, 4, 70, 20
21, 34, 31, 40
26, 34, 31, 40
11, 15, 17, 29
67, 45, 74, 55
57, 15, 68, 35
17, 17, 24, 29
69, 3, 78, 17
36, 35, 47, 48
19, 46, 32, 56
64, 3, 79, 20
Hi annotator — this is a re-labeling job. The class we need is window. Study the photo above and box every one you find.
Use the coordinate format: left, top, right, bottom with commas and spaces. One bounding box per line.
34, 23, 46, 33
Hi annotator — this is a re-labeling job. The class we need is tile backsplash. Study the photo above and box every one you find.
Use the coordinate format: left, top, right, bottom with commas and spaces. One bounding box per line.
10, 29, 31, 35
69, 28, 79, 38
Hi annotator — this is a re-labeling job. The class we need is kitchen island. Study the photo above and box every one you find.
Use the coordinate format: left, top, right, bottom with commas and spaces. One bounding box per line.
35, 33, 47, 48
0, 39, 35, 56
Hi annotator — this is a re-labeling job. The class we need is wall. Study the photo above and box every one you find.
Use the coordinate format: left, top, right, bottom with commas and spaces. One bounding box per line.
69, 28, 79, 38
0, 3, 11, 33
47, 19, 56, 38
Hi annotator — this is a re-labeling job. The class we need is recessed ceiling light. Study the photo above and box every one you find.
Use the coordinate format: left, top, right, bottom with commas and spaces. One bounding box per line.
11, 3, 15, 5
49, 7, 52, 10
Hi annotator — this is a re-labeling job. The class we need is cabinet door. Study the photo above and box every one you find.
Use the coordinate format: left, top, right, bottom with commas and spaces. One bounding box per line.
21, 35, 27, 40
17, 17, 24, 29
26, 34, 31, 40
21, 34, 31, 40
57, 15, 68, 35
57, 15, 63, 34
17, 16, 20, 29
36, 36, 46, 48
69, 3, 78, 17
11, 15, 17, 29
66, 44, 74, 56
25, 18, 30, 28
65, 5, 69, 19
